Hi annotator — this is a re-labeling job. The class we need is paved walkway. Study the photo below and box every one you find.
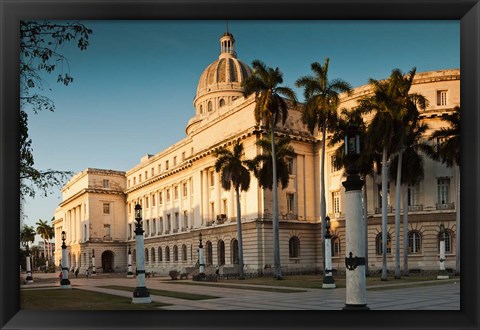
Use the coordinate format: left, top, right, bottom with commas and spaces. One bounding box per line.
21, 273, 460, 310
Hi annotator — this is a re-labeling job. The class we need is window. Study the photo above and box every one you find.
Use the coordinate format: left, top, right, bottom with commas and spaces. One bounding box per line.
173, 156, 177, 166
145, 197, 149, 208
287, 157, 294, 175
151, 247, 155, 263
332, 191, 341, 214
167, 214, 171, 232
152, 193, 156, 207
128, 203, 131, 214
208, 101, 212, 112
174, 186, 179, 200
175, 212, 179, 231
145, 171, 148, 180
438, 231, 453, 253
145, 248, 149, 263
139, 174, 142, 182
331, 155, 340, 172
158, 164, 162, 173
166, 189, 171, 202
128, 224, 132, 239
408, 231, 422, 254
210, 202, 215, 220
173, 245, 178, 262
219, 99, 226, 107
103, 203, 110, 214
165, 246, 170, 261
217, 240, 225, 265
222, 199, 228, 215
133, 177, 136, 185
205, 241, 213, 265
200, 104, 203, 114
158, 247, 162, 262
289, 236, 300, 258
165, 160, 169, 170
231, 239, 239, 264
183, 182, 188, 197
103, 179, 109, 188
376, 233, 392, 255
152, 219, 156, 235
182, 244, 188, 262
183, 211, 188, 230
331, 236, 341, 256
182, 151, 186, 161
158, 217, 163, 234
407, 185, 419, 206
159, 192, 163, 204
145, 220, 150, 236
437, 178, 450, 205
151, 168, 154, 177
287, 193, 295, 214
437, 90, 448, 106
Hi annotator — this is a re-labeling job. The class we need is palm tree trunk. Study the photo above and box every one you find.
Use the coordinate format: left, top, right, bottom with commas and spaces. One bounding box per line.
270, 125, 282, 279
363, 183, 369, 276
381, 146, 388, 281
320, 123, 327, 266
455, 165, 460, 275
402, 184, 409, 276
394, 151, 403, 279
43, 239, 47, 263
235, 187, 245, 280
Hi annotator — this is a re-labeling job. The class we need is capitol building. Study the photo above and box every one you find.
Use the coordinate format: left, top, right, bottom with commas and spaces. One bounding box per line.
53, 30, 460, 277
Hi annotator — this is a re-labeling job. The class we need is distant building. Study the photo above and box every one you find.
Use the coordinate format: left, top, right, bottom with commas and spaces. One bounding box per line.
53, 30, 459, 276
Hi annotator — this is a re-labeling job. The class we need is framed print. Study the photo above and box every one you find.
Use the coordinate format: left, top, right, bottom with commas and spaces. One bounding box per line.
1, 0, 479, 329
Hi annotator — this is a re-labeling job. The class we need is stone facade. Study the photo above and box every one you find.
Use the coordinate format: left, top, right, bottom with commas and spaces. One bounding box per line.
53, 30, 459, 276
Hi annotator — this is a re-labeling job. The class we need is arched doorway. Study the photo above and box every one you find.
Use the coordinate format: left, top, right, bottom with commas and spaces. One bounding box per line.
101, 250, 114, 272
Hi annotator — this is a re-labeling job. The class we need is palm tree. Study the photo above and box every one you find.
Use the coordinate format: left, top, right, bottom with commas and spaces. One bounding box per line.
389, 120, 432, 276
213, 140, 251, 280
247, 135, 296, 278
357, 69, 408, 281
388, 68, 428, 279
20, 224, 36, 252
36, 219, 51, 261
428, 106, 460, 275
295, 58, 352, 264
242, 60, 297, 279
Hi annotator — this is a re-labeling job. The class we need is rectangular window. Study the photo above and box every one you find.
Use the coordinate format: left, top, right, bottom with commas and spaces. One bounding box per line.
128, 203, 131, 214
146, 220, 150, 236
167, 214, 171, 232
165, 160, 169, 170
287, 193, 295, 214
223, 199, 228, 215
183, 211, 188, 230
210, 171, 215, 187
166, 189, 171, 202
407, 185, 419, 206
152, 218, 156, 235
287, 157, 294, 175
145, 171, 148, 180
128, 223, 132, 239
139, 174, 142, 182
133, 177, 136, 185
183, 182, 188, 197
174, 186, 179, 200
332, 191, 341, 214
182, 151, 186, 161
159, 217, 163, 234
159, 191, 163, 204
151, 168, 154, 177
173, 156, 177, 166
437, 90, 448, 106
210, 202, 215, 220
437, 178, 450, 204
103, 203, 110, 214
158, 164, 161, 173
103, 179, 109, 188
331, 155, 340, 172
152, 193, 156, 207
175, 212, 179, 230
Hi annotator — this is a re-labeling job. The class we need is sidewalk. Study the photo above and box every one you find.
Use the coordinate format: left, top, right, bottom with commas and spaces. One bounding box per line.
21, 273, 460, 310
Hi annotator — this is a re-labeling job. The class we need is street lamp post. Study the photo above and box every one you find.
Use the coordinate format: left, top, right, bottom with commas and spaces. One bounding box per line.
342, 125, 369, 310
25, 244, 33, 284
91, 249, 96, 276
132, 204, 151, 304
198, 232, 205, 275
437, 224, 449, 280
322, 216, 336, 289
60, 231, 71, 289
127, 247, 134, 278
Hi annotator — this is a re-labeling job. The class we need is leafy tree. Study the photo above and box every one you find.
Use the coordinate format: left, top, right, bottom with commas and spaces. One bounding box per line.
242, 60, 297, 279
213, 140, 251, 280
20, 20, 93, 199
295, 58, 352, 264
428, 106, 460, 274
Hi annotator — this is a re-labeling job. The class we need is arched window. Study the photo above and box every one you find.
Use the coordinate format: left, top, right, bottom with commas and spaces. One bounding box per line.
173, 245, 178, 262
438, 230, 453, 253
217, 240, 225, 265
219, 99, 226, 107
408, 231, 422, 254
165, 246, 170, 262
151, 247, 155, 263
182, 244, 187, 262
231, 239, 239, 264
208, 101, 213, 112
375, 233, 392, 255
145, 248, 149, 263
158, 247, 162, 262
200, 104, 203, 114
205, 241, 213, 265
289, 236, 300, 258
331, 236, 341, 256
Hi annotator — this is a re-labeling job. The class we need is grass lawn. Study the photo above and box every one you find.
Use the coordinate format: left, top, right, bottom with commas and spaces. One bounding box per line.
163, 274, 459, 290
101, 285, 219, 300
20, 288, 169, 310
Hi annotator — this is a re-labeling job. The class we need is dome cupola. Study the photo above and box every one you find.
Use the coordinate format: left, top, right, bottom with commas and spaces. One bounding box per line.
193, 30, 252, 116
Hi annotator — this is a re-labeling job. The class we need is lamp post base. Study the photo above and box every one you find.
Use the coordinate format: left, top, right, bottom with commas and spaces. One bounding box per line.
343, 304, 370, 310
127, 272, 134, 278
60, 278, 72, 289
132, 286, 151, 304
322, 275, 336, 289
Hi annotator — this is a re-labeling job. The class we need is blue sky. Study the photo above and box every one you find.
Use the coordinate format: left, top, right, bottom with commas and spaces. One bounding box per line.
22, 20, 460, 242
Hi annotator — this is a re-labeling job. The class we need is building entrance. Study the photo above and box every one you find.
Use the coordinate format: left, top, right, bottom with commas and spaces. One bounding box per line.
101, 250, 114, 272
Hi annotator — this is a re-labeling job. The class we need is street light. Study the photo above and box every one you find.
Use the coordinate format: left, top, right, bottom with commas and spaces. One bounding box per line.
132, 203, 151, 303
127, 247, 134, 278
437, 224, 449, 280
342, 124, 368, 310
198, 232, 206, 278
24, 243, 33, 284
60, 231, 71, 289
322, 216, 335, 288
91, 249, 96, 276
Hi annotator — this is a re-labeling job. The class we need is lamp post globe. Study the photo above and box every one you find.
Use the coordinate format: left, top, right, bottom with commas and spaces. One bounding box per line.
342, 124, 368, 310
132, 203, 151, 303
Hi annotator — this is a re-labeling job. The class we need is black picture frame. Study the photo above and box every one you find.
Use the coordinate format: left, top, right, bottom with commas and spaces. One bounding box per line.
1, 0, 478, 329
